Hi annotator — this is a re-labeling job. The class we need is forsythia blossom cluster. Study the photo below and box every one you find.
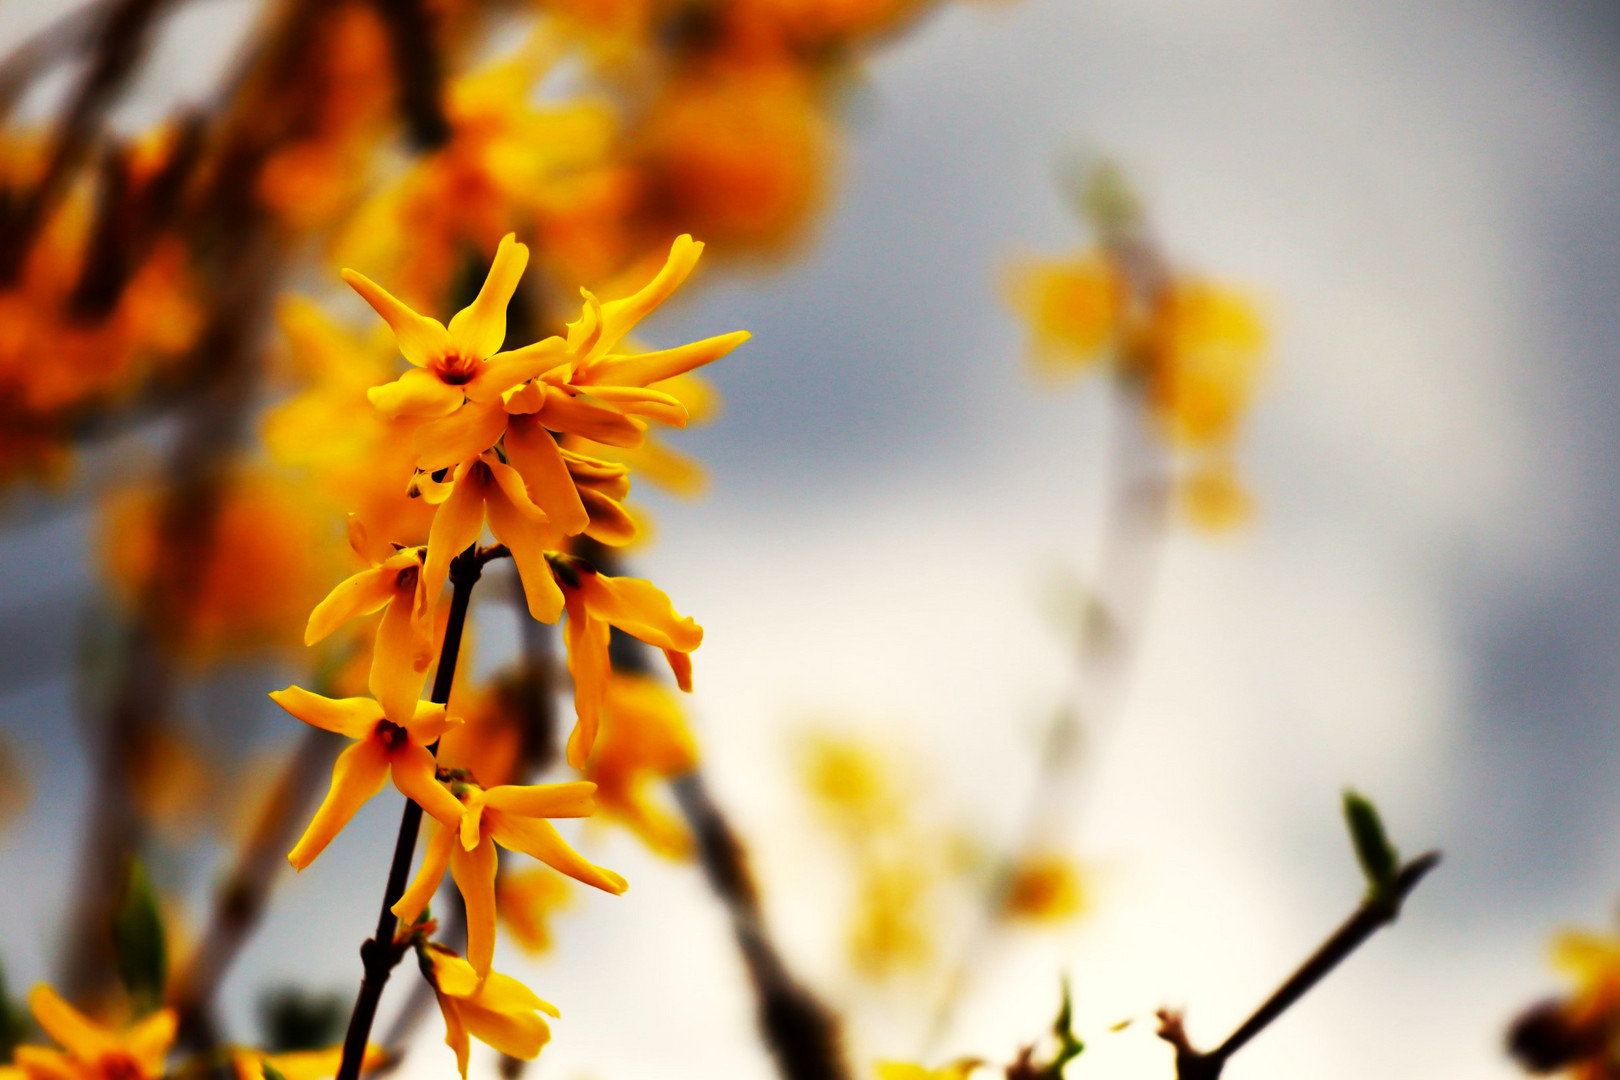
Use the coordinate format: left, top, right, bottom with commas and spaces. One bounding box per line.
267, 233, 746, 1073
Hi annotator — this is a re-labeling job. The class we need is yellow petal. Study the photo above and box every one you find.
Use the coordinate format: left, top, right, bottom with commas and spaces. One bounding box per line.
13, 1046, 80, 1080
269, 687, 383, 739
425, 945, 480, 998
456, 997, 551, 1062
392, 818, 455, 925
463, 338, 566, 404
28, 986, 117, 1062
580, 385, 688, 427
434, 991, 471, 1080
305, 563, 398, 646
125, 1009, 177, 1076
412, 398, 509, 473
367, 367, 465, 420
490, 816, 627, 894
580, 574, 702, 653
578, 330, 749, 389
578, 488, 637, 547
562, 602, 609, 769
534, 387, 646, 448
405, 700, 458, 745
447, 234, 529, 361
472, 971, 558, 1017
450, 839, 500, 978
506, 417, 589, 536
420, 460, 488, 621
482, 782, 597, 819
341, 269, 451, 367
483, 472, 565, 624
459, 796, 485, 852
369, 589, 433, 727
390, 741, 464, 827
664, 647, 693, 693
591, 235, 703, 360
289, 738, 391, 869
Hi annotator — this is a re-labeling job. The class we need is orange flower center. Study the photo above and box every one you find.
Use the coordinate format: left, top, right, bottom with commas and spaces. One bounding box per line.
97, 1052, 142, 1080
434, 352, 479, 385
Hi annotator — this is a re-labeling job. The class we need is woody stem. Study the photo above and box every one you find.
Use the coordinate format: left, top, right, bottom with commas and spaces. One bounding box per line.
335, 543, 483, 1080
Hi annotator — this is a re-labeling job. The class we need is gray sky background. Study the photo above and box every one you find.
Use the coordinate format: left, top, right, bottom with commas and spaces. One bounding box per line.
1, 0, 1618, 1078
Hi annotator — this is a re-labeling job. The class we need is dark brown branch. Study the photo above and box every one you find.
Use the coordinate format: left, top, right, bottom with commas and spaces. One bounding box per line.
334, 544, 482, 1080
370, 0, 451, 151
673, 771, 851, 1080
1156, 852, 1441, 1080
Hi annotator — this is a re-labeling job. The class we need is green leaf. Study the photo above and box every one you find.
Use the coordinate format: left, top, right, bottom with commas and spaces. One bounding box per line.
0, 956, 27, 1064
1342, 790, 1399, 899
262, 1062, 290, 1080
259, 988, 348, 1052
1048, 978, 1084, 1077
112, 859, 167, 1016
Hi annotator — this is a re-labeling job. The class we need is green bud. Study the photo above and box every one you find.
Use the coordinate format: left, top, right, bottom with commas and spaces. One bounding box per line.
1342, 790, 1399, 900
112, 859, 167, 1016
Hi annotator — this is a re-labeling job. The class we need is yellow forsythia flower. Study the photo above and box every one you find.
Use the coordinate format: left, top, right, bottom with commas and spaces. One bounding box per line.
268, 687, 464, 869
585, 673, 699, 857
497, 869, 573, 955
393, 781, 626, 978
421, 945, 559, 1080
1001, 852, 1085, 924
9, 986, 175, 1080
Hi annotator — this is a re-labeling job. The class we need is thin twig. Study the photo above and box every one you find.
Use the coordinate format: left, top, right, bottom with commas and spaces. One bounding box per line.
1155, 852, 1441, 1080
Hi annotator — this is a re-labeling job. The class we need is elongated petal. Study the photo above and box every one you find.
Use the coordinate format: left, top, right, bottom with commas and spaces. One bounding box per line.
393, 818, 455, 925
578, 487, 637, 547
447, 234, 529, 360
269, 687, 382, 739
390, 741, 464, 826
483, 782, 597, 819
484, 474, 565, 624
367, 367, 465, 420
578, 330, 749, 388
664, 647, 694, 693
450, 839, 500, 978
473, 971, 558, 1017
592, 235, 703, 360
490, 816, 627, 894
420, 460, 488, 620
557, 447, 629, 484
464, 337, 566, 403
574, 385, 688, 427
580, 574, 702, 652
289, 738, 390, 869
412, 398, 508, 472
341, 270, 450, 367
306, 564, 397, 646
15, 1046, 83, 1080
435, 993, 471, 1080
29, 986, 117, 1062
506, 417, 588, 536
370, 588, 433, 727
407, 700, 458, 744
562, 603, 609, 768
457, 998, 551, 1063
425, 945, 480, 997
125, 1009, 177, 1075
534, 387, 646, 448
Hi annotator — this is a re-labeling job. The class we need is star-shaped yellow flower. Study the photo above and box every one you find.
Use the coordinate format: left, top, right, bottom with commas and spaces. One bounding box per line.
270, 686, 465, 869
9, 985, 175, 1080
420, 945, 559, 1079
393, 780, 626, 978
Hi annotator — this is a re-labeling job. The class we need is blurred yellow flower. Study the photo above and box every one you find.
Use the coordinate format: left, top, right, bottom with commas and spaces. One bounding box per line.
497, 869, 573, 955
10, 985, 175, 1080
586, 673, 699, 857
231, 1043, 385, 1080
1004, 254, 1122, 376
1001, 852, 1085, 924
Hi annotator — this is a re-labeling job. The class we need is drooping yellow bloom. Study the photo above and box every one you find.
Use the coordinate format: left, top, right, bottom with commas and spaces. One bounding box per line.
550, 554, 703, 768
9, 985, 175, 1080
420, 945, 558, 1080
230, 1043, 386, 1080
394, 780, 626, 977
1144, 278, 1265, 449
269, 687, 465, 869
585, 673, 698, 857
1004, 254, 1122, 376
303, 535, 432, 726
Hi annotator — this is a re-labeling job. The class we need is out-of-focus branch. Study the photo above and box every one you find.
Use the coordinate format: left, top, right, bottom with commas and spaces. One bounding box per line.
673, 771, 852, 1080
1156, 852, 1440, 1080
0, 0, 109, 123
370, 0, 451, 151
169, 725, 345, 1051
